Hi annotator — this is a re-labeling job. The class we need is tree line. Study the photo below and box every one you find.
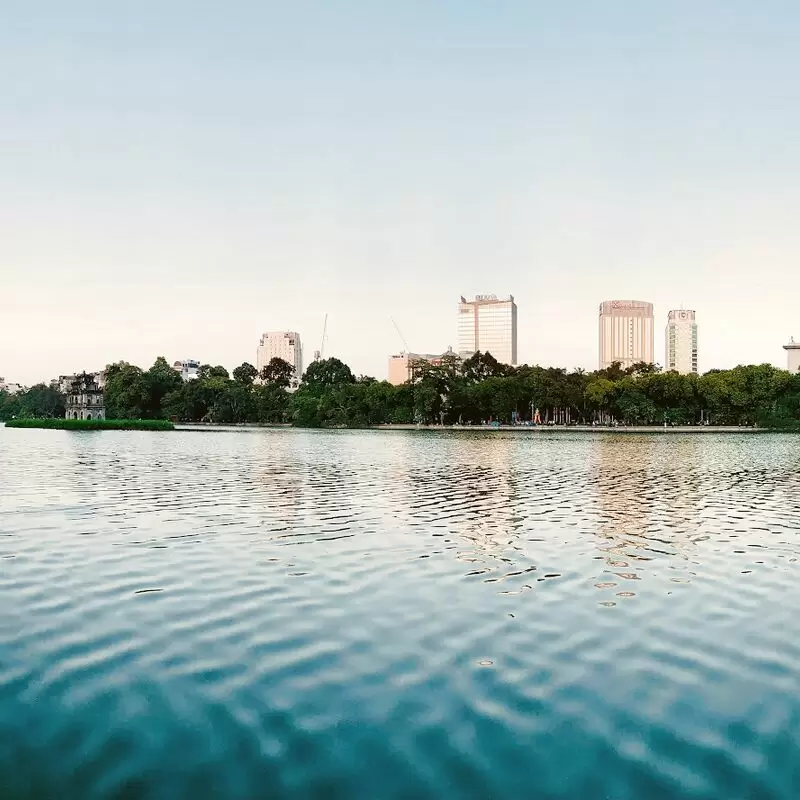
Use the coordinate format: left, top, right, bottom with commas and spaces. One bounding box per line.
2, 352, 800, 428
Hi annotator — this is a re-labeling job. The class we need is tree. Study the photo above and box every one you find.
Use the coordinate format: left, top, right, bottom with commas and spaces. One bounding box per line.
301, 357, 355, 390
104, 362, 149, 419
461, 351, 508, 383
197, 365, 230, 380
210, 383, 253, 423
252, 384, 290, 423
144, 357, 184, 417
260, 357, 295, 388
233, 362, 258, 386
0, 383, 64, 419
0, 390, 21, 421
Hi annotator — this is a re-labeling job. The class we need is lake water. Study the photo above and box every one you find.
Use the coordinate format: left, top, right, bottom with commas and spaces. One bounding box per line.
1, 428, 800, 799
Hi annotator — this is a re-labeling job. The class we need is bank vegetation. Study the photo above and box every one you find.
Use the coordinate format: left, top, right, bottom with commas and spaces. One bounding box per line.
4, 353, 798, 430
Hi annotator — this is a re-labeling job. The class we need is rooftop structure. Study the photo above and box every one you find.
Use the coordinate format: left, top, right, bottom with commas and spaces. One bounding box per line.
59, 371, 106, 394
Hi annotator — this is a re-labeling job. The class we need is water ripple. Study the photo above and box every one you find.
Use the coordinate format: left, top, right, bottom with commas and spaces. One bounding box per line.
1, 428, 800, 797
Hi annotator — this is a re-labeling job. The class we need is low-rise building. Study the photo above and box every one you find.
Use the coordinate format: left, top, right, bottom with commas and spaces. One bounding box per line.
59, 370, 105, 393
388, 348, 458, 385
65, 373, 105, 420
172, 359, 201, 381
0, 378, 23, 394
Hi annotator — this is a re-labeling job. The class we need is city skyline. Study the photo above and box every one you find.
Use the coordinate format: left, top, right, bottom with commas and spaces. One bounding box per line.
3, 291, 795, 388
2, 3, 800, 384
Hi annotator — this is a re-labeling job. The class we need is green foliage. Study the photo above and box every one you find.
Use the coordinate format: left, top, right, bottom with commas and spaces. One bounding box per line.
5, 418, 173, 431
0, 383, 65, 420
301, 357, 355, 390
198, 365, 230, 380
103, 357, 183, 419
259, 357, 295, 388
232, 362, 258, 385
10, 358, 800, 430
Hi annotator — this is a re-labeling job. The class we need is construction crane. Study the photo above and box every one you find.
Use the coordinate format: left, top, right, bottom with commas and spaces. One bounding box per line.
313, 314, 328, 361
391, 317, 409, 355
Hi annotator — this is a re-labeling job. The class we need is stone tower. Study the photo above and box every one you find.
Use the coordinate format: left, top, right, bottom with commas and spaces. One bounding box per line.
65, 373, 106, 420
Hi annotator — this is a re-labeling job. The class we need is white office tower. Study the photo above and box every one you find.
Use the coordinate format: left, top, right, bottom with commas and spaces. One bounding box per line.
257, 332, 303, 384
457, 295, 518, 365
665, 310, 698, 374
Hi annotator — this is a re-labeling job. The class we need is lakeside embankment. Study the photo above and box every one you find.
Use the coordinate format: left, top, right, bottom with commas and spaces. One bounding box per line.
172, 422, 771, 434
4, 419, 174, 431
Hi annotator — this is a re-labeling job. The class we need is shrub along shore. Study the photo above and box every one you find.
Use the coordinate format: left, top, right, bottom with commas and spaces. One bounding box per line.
4, 418, 174, 431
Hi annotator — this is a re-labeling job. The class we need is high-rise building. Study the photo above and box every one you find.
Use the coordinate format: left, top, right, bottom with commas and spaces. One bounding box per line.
257, 331, 303, 385
665, 310, 698, 374
784, 337, 800, 373
598, 300, 654, 370
457, 295, 517, 365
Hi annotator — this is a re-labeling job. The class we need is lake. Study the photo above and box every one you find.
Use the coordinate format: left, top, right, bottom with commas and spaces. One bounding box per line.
1, 427, 799, 799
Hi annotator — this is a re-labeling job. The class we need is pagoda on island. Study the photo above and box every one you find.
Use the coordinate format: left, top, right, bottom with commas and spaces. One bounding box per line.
65, 373, 105, 421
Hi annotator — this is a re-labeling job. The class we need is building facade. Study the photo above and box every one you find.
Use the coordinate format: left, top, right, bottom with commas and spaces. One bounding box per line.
665, 309, 698, 374
65, 373, 105, 420
457, 295, 517, 365
0, 378, 22, 394
599, 300, 655, 370
58, 371, 105, 394
256, 331, 303, 385
172, 359, 200, 381
784, 338, 800, 373
388, 348, 458, 386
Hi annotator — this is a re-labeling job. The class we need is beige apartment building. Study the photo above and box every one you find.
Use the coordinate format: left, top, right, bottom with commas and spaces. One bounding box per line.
598, 300, 654, 370
665, 310, 698, 374
388, 349, 456, 386
256, 331, 303, 385
457, 295, 517, 365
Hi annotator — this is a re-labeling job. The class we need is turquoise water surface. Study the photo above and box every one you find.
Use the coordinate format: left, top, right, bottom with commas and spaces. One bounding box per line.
1, 428, 799, 798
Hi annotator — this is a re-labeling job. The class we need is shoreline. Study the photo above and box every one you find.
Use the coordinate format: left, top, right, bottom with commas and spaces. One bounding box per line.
173, 422, 776, 434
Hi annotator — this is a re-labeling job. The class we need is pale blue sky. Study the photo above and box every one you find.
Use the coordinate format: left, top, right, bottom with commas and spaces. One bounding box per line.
2, 1, 799, 384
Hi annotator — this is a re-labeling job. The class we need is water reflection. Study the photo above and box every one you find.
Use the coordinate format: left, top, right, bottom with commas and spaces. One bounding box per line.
3, 428, 800, 797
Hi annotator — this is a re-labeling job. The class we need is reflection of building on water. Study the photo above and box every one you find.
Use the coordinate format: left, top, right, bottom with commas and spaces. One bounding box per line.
590, 435, 705, 570
397, 434, 525, 567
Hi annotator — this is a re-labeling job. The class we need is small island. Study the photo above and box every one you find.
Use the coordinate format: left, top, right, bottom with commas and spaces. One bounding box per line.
4, 418, 174, 431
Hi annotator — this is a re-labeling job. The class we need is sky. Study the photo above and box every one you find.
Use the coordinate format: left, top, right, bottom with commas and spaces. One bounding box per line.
2, 0, 799, 385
